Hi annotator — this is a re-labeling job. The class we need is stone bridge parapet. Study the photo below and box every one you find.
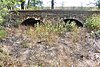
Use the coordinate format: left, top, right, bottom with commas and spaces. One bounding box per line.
9, 10, 100, 26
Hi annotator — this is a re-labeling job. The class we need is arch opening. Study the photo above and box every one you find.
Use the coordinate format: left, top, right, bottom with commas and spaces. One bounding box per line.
63, 18, 83, 27
21, 18, 41, 26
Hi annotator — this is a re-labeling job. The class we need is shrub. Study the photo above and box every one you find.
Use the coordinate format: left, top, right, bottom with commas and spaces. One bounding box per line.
0, 29, 7, 39
0, 8, 9, 26
26, 22, 74, 44
0, 16, 4, 25
85, 14, 100, 32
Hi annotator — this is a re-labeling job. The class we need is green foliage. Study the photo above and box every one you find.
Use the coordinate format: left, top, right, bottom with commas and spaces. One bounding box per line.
0, 0, 43, 10
0, 16, 4, 25
20, 0, 25, 2
31, 0, 43, 6
0, 0, 16, 25
27, 0, 43, 9
96, 0, 100, 9
85, 14, 100, 32
0, 0, 20, 10
0, 8, 9, 25
0, 29, 7, 39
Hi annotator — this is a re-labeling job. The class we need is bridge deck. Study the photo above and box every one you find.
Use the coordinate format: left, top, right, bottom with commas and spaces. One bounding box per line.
10, 10, 100, 14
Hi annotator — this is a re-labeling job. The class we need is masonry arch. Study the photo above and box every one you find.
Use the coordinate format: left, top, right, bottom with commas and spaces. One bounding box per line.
21, 18, 41, 26
63, 18, 83, 27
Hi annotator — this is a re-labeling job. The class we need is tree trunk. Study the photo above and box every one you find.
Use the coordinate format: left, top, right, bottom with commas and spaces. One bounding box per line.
21, 1, 25, 9
27, 0, 30, 8
51, 0, 54, 9
33, 0, 36, 7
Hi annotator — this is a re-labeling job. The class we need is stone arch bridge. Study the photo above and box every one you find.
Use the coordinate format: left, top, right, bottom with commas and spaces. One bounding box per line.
9, 10, 100, 27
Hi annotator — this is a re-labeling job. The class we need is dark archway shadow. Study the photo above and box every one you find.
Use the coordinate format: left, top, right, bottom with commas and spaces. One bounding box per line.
63, 18, 83, 27
21, 18, 42, 26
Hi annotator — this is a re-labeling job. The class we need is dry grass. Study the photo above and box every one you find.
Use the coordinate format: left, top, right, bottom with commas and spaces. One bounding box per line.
0, 19, 99, 67
26, 22, 70, 44
71, 26, 87, 44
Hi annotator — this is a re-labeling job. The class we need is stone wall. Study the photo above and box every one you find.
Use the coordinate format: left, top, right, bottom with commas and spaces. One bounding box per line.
9, 10, 100, 24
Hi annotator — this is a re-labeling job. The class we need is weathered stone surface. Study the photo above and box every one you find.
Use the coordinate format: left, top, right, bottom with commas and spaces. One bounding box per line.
9, 10, 100, 25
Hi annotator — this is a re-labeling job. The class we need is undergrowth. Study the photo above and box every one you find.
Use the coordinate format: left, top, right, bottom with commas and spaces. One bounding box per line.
26, 22, 74, 44
85, 14, 100, 38
0, 28, 7, 39
85, 14, 100, 32
0, 14, 100, 67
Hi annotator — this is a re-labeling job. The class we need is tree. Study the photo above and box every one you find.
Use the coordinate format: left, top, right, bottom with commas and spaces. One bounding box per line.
0, 0, 43, 10
31, 0, 43, 7
20, 0, 25, 9
0, 0, 17, 10
33, 0, 36, 7
51, 0, 54, 9
27, 0, 43, 9
27, 0, 30, 8
96, 0, 100, 8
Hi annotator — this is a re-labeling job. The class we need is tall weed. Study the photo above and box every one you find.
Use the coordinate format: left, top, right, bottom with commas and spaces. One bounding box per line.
26, 22, 73, 44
